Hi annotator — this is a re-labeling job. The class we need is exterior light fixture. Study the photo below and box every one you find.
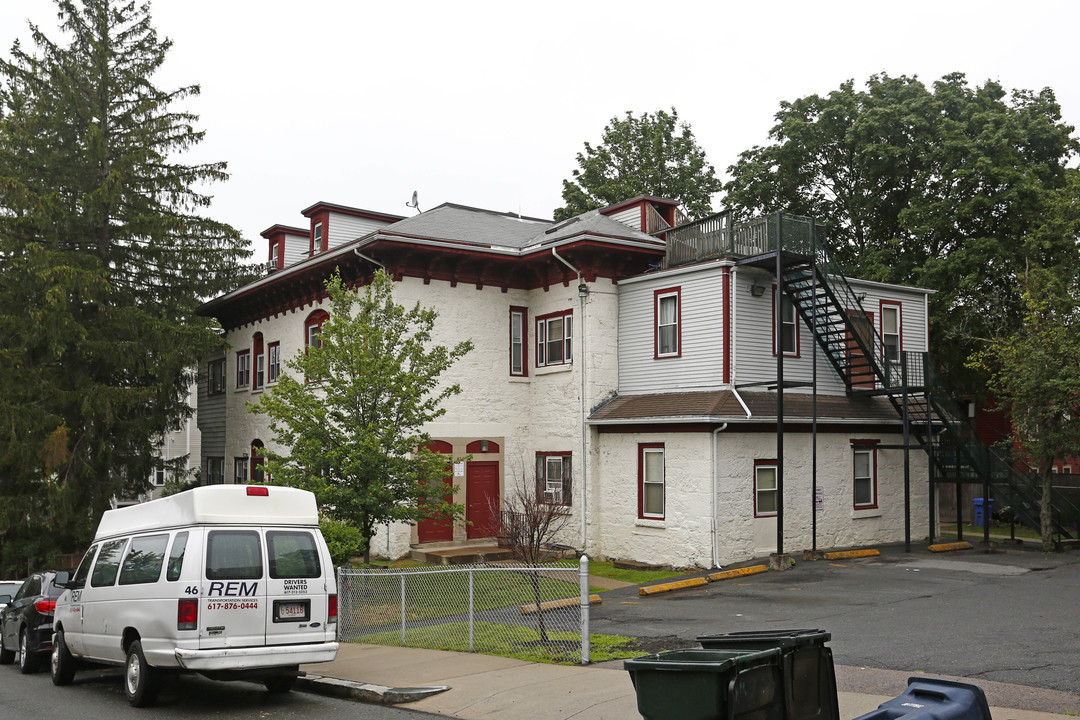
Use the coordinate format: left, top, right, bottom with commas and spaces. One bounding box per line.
578, 283, 589, 298
480, 439, 489, 453
749, 284, 766, 297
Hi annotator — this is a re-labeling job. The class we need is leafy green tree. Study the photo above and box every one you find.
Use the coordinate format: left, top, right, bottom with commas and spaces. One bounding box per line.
555, 108, 722, 222
968, 268, 1080, 551
724, 73, 1080, 386
0, 0, 251, 574
251, 270, 473, 564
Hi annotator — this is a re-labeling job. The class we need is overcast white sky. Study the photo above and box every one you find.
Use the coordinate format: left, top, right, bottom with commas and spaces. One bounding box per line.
2, 1, 1078, 256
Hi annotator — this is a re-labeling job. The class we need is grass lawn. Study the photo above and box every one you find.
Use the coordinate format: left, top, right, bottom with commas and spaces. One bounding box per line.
585, 560, 695, 585
351, 621, 646, 664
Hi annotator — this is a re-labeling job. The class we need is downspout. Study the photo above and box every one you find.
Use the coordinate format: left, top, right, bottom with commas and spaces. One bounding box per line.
353, 248, 385, 268
551, 248, 588, 551
730, 268, 751, 420
711, 422, 729, 568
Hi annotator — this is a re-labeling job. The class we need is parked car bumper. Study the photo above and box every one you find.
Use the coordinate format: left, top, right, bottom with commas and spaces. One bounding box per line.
174, 641, 339, 671
25, 619, 55, 656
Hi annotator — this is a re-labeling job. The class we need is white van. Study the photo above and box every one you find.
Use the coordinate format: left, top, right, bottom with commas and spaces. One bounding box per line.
52, 485, 339, 706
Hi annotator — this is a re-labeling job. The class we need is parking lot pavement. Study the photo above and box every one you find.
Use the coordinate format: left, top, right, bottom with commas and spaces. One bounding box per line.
587, 542, 1080, 709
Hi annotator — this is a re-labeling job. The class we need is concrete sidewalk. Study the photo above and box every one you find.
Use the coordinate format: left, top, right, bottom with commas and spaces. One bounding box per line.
302, 642, 1076, 720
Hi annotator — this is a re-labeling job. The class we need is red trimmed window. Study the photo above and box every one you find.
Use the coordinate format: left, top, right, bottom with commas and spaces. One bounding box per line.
267, 342, 281, 383
253, 333, 265, 390
235, 350, 251, 389
312, 222, 324, 256
638, 443, 665, 519
536, 451, 571, 506
270, 240, 281, 269
880, 301, 902, 364
536, 309, 572, 367
655, 287, 681, 358
852, 440, 879, 509
754, 460, 778, 517
773, 287, 799, 357
510, 306, 528, 376
305, 310, 329, 352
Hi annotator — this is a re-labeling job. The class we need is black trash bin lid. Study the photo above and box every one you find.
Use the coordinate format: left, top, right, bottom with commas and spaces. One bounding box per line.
695, 629, 831, 650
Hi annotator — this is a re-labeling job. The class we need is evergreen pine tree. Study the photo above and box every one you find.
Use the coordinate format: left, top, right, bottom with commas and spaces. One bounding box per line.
0, 0, 253, 572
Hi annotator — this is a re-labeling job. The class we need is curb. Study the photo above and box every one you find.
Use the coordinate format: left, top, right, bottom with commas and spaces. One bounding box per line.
823, 549, 880, 560
521, 594, 602, 614
929, 541, 974, 552
297, 675, 450, 704
639, 564, 769, 596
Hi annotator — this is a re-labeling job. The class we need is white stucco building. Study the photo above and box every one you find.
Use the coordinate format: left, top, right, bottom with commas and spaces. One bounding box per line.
196, 197, 936, 568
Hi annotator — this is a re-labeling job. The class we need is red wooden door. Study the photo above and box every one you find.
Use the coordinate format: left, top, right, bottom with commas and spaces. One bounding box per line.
846, 310, 876, 390
417, 441, 454, 543
466, 461, 500, 540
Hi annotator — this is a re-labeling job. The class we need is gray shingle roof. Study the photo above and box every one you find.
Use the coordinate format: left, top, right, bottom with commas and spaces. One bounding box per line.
588, 390, 903, 424
379, 202, 662, 251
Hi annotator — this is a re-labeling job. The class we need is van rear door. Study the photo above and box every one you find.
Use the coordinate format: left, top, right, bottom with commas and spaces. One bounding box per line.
200, 529, 268, 649
263, 529, 329, 645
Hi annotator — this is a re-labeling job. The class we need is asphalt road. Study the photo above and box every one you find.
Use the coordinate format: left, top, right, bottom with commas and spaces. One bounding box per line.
590, 544, 1080, 697
0, 663, 444, 720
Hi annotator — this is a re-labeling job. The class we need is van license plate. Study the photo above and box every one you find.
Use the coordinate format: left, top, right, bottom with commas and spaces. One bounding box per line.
274, 600, 309, 622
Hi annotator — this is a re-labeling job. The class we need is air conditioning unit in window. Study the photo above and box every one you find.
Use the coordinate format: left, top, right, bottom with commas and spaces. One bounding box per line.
264, 261, 278, 274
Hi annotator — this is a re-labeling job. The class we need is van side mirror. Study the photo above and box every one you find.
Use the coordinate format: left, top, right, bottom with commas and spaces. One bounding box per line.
53, 571, 71, 589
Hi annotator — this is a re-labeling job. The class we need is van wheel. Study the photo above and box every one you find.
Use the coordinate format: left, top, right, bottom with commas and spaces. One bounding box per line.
124, 641, 159, 707
19, 629, 40, 674
264, 675, 296, 694
51, 630, 77, 686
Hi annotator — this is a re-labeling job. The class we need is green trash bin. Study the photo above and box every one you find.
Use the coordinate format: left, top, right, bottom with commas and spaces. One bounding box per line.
624, 647, 785, 720
695, 629, 839, 720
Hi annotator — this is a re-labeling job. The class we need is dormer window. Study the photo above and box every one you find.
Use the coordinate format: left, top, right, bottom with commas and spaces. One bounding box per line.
270, 240, 281, 269
313, 222, 324, 255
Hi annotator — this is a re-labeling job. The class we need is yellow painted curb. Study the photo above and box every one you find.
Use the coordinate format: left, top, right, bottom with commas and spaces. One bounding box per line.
823, 549, 880, 560
929, 541, 973, 552
706, 565, 768, 582
520, 594, 601, 614
639, 576, 708, 596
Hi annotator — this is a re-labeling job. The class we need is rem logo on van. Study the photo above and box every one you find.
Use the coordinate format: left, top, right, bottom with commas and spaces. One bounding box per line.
207, 581, 258, 597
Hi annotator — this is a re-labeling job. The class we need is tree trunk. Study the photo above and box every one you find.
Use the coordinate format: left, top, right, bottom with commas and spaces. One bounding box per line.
529, 566, 549, 643
1040, 469, 1054, 553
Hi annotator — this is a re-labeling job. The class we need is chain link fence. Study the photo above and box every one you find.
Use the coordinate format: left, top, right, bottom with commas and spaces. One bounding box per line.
338, 557, 591, 664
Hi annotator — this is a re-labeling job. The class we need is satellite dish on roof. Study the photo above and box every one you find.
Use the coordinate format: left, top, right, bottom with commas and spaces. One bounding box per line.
406, 190, 420, 214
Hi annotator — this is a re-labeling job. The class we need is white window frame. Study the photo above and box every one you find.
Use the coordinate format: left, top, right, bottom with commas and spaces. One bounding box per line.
235, 351, 250, 389
536, 310, 572, 367
267, 342, 281, 383
777, 291, 798, 356
206, 457, 225, 485
881, 303, 901, 365
510, 307, 527, 376
313, 222, 323, 255
254, 352, 265, 390
234, 457, 249, 484
152, 467, 166, 487
536, 452, 571, 506
755, 463, 778, 517
853, 447, 877, 509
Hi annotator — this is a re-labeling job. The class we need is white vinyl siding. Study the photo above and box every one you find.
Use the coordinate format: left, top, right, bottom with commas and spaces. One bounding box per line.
733, 274, 929, 396
282, 232, 308, 267
607, 206, 641, 230
618, 268, 726, 394
326, 212, 396, 249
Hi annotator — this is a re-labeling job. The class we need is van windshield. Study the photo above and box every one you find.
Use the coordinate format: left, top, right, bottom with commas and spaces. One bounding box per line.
206, 530, 263, 580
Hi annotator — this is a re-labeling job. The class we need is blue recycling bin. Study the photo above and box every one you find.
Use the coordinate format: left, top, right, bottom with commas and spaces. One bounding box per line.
852, 677, 991, 720
972, 498, 994, 528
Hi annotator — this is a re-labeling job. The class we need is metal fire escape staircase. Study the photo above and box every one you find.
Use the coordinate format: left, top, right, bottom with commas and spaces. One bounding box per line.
726, 213, 1078, 541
